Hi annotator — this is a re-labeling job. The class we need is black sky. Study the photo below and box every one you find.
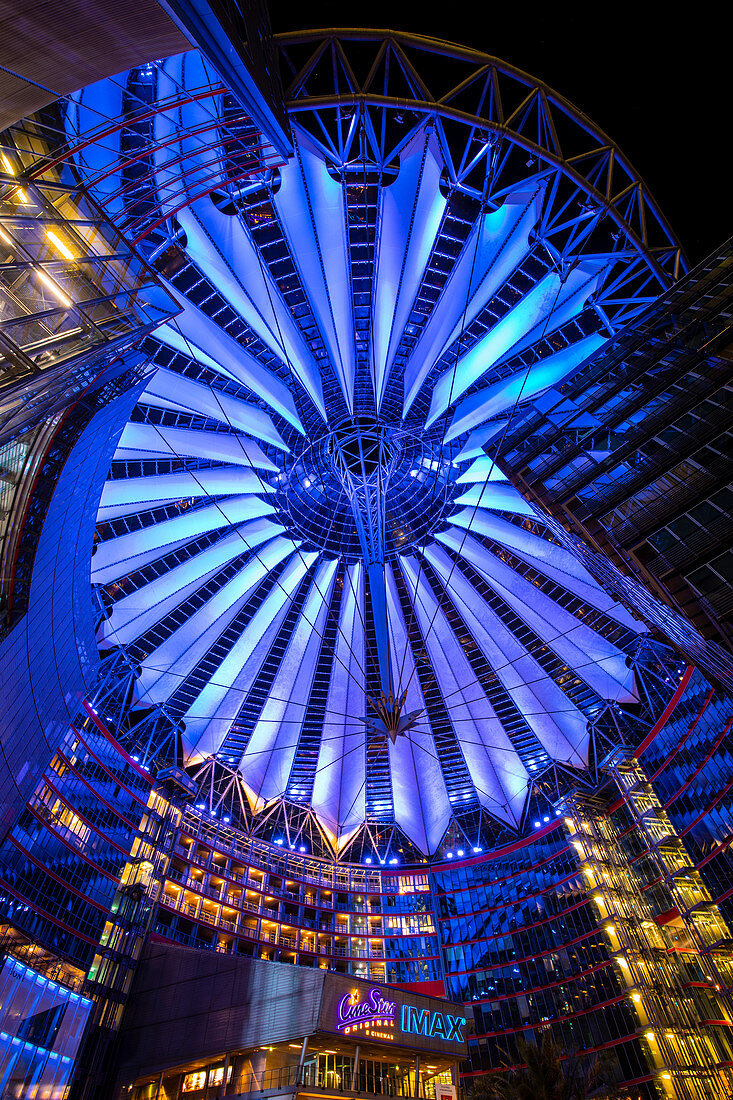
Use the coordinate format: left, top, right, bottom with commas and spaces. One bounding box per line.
270, 2, 729, 266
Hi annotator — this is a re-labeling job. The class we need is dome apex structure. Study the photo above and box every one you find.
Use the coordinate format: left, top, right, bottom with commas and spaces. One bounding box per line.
66, 31, 685, 860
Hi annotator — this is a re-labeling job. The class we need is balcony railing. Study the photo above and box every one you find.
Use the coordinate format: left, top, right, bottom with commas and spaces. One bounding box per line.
212, 1063, 455, 1100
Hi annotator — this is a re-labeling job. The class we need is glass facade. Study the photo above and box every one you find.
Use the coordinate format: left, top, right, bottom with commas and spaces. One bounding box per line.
0, 954, 91, 1098
0, 705, 153, 969
564, 788, 733, 1099
0, 141, 176, 445
499, 240, 733, 669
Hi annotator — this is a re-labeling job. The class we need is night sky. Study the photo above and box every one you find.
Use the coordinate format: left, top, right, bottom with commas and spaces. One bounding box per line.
270, 4, 728, 267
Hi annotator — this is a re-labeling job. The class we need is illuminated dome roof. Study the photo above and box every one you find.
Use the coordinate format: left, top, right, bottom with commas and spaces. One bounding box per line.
81, 34, 681, 859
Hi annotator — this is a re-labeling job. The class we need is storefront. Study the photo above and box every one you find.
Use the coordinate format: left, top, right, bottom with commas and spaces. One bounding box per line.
115, 943, 468, 1100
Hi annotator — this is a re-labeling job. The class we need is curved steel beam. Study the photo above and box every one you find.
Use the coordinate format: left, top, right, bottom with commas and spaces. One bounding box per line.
275, 30, 684, 283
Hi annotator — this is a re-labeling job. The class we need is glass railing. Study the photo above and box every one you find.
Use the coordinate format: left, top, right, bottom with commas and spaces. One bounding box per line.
223, 1064, 454, 1100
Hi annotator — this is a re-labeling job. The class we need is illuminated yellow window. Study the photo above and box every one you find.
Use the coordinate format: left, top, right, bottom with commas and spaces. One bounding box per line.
182, 1070, 206, 1092
209, 1066, 233, 1087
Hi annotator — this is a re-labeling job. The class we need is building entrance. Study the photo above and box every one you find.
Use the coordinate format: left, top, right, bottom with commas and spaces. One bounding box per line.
300, 1051, 451, 1099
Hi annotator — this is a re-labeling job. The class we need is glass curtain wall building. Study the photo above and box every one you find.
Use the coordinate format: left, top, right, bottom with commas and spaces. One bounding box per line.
0, 25, 732, 1100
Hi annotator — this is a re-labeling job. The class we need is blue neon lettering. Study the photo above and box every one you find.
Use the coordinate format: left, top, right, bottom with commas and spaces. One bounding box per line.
401, 1006, 465, 1042
429, 1013, 446, 1038
445, 1015, 465, 1042
401, 1006, 431, 1036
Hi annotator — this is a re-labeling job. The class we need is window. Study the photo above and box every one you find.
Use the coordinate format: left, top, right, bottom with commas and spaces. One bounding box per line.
182, 1070, 206, 1092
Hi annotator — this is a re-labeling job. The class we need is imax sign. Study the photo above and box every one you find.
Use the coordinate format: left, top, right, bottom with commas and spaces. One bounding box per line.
400, 1006, 465, 1043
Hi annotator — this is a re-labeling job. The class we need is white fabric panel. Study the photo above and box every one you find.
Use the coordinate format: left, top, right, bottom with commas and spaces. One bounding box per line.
239, 558, 339, 807
101, 520, 284, 645
450, 484, 536, 517
426, 265, 605, 427
398, 555, 529, 827
424, 541, 588, 768
275, 133, 355, 413
448, 508, 645, 631
445, 332, 606, 440
455, 422, 508, 462
157, 289, 304, 432
312, 564, 366, 850
154, 316, 270, 397
139, 538, 303, 708
91, 496, 275, 583
115, 423, 277, 471
98, 466, 273, 521
373, 131, 446, 410
456, 456, 508, 484
154, 320, 245, 385
100, 498, 174, 522
403, 185, 543, 415
176, 204, 327, 420
181, 552, 318, 761
182, 605, 288, 762
497, 259, 606, 365
151, 55, 323, 419
437, 527, 638, 703
384, 566, 452, 854
183, 606, 291, 762
141, 367, 290, 451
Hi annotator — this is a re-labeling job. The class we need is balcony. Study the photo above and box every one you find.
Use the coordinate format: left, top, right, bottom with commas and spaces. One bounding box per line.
195, 1062, 459, 1100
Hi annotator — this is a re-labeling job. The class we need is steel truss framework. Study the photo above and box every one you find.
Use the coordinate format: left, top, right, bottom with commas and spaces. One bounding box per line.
88, 618, 687, 865
4, 31, 697, 862
276, 29, 683, 294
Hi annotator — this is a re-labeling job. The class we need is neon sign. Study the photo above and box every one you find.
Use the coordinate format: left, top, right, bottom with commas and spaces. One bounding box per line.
337, 988, 397, 1039
400, 1006, 465, 1042
335, 988, 465, 1045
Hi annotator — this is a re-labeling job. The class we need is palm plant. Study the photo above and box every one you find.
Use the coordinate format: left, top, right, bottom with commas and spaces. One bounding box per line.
467, 1034, 617, 1100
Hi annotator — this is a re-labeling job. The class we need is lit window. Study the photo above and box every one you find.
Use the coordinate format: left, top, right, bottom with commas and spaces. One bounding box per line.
209, 1066, 233, 1086
182, 1070, 206, 1092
